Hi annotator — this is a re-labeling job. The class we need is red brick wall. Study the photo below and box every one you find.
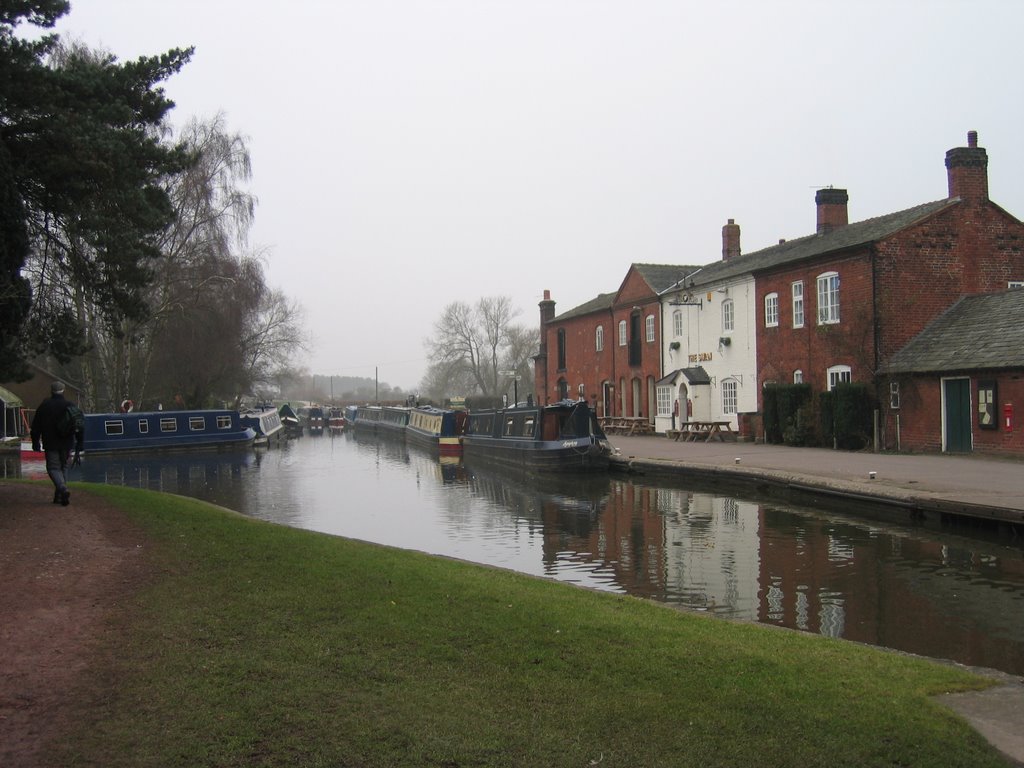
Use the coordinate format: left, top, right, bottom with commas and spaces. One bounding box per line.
535, 266, 663, 418
894, 374, 1024, 455
755, 250, 876, 395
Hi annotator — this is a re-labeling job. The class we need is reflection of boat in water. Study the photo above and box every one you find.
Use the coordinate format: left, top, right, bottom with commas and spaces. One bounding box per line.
239, 406, 284, 445
73, 447, 257, 499
406, 406, 466, 455
462, 460, 611, 530
462, 399, 612, 472
79, 409, 256, 454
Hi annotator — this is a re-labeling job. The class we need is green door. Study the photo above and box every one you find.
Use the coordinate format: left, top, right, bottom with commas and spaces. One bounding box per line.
943, 378, 972, 453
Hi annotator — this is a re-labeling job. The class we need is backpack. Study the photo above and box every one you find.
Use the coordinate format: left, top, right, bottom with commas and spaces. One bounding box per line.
56, 403, 85, 439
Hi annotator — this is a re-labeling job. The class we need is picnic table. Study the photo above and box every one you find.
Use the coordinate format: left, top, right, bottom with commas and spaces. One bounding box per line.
600, 417, 654, 436
671, 420, 736, 442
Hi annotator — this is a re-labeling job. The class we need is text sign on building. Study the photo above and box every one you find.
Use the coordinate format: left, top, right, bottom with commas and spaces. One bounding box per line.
688, 352, 713, 364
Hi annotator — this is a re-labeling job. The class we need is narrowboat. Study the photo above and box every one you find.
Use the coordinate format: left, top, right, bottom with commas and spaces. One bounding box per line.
279, 403, 302, 437
377, 406, 411, 437
461, 399, 612, 472
353, 405, 382, 433
239, 406, 284, 445
343, 405, 359, 427
297, 405, 324, 434
406, 405, 467, 456
327, 407, 346, 432
80, 409, 256, 454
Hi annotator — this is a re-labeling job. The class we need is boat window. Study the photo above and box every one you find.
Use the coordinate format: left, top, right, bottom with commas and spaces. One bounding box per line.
523, 417, 535, 437
504, 416, 516, 436
189, 417, 206, 431
216, 415, 232, 429
160, 418, 178, 433
138, 420, 149, 434
104, 420, 124, 436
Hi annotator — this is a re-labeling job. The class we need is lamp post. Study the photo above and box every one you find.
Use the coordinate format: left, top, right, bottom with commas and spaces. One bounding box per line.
499, 370, 521, 407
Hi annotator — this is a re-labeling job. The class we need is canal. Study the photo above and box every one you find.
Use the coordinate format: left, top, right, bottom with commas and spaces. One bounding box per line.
9, 431, 1024, 676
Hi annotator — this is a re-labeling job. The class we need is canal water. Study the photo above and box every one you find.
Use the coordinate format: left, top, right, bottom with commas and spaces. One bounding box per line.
8, 432, 1024, 676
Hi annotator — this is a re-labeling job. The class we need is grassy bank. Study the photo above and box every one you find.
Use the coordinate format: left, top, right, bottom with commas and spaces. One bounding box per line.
55, 484, 1002, 767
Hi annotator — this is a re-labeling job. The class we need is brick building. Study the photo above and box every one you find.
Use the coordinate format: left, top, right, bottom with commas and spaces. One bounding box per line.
749, 131, 1024, 450
535, 264, 698, 423
882, 289, 1024, 454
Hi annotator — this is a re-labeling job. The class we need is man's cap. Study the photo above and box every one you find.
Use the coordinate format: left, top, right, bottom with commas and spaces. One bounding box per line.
51, 381, 65, 394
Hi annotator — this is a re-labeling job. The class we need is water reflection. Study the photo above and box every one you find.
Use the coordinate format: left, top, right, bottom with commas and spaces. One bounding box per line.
4, 435, 1024, 675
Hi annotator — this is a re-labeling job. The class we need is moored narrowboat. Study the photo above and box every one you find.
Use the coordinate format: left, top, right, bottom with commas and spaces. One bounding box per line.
461, 399, 612, 472
239, 406, 284, 445
406, 406, 467, 455
378, 406, 411, 437
279, 403, 302, 437
81, 409, 256, 454
353, 405, 382, 433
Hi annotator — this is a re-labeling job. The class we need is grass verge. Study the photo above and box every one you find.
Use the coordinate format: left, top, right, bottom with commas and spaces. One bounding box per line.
53, 484, 1003, 767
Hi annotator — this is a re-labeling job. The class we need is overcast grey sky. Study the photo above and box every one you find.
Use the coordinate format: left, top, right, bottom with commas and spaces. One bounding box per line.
52, 1, 1024, 390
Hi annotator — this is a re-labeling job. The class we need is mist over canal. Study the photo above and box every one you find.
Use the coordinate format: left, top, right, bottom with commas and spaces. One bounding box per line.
10, 432, 1024, 675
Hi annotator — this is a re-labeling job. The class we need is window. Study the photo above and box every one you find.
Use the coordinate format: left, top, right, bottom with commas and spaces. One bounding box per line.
827, 364, 852, 391
645, 314, 655, 343
817, 272, 840, 325
557, 328, 566, 370
656, 386, 673, 417
889, 381, 900, 410
1010, 281, 1024, 289
764, 292, 779, 327
673, 310, 683, 337
722, 379, 738, 414
793, 370, 803, 384
104, 420, 124, 436
595, 325, 604, 352
138, 419, 149, 434
722, 299, 734, 332
618, 320, 627, 346
189, 416, 206, 431
792, 281, 804, 327
216, 415, 232, 429
160, 418, 178, 433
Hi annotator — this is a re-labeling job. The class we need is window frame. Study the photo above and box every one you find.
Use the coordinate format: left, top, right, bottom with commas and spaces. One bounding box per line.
793, 370, 803, 384
645, 313, 655, 343
817, 272, 840, 325
617, 319, 627, 347
721, 298, 734, 332
656, 386, 673, 417
792, 281, 804, 328
672, 309, 683, 337
595, 325, 604, 352
827, 364, 852, 391
764, 292, 779, 328
721, 379, 738, 414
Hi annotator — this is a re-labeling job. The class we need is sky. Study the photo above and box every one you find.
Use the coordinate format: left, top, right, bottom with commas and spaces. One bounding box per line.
44, 0, 1024, 390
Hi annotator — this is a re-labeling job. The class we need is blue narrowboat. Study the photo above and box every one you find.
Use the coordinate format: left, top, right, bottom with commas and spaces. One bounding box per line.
239, 406, 284, 445
83, 409, 255, 453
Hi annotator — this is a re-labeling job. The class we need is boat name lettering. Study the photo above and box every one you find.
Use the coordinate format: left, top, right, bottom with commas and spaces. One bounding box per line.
561, 440, 580, 448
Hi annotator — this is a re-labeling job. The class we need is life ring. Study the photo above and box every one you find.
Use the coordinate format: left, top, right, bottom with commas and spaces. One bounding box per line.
121, 399, 134, 413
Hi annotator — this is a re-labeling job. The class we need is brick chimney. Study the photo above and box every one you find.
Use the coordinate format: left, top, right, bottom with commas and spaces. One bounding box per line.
721, 219, 741, 260
539, 289, 555, 325
945, 130, 988, 202
815, 188, 849, 234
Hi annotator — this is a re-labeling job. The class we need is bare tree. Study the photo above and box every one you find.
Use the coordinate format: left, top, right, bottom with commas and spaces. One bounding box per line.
425, 296, 535, 400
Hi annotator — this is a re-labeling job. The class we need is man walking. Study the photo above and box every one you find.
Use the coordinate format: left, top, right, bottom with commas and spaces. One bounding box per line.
30, 381, 84, 506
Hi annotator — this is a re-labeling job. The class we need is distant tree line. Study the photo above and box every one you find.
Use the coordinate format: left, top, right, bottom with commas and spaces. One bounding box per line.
1, 2, 305, 410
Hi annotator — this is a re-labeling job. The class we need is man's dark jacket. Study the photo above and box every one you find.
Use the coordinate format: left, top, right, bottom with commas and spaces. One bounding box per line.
30, 394, 84, 454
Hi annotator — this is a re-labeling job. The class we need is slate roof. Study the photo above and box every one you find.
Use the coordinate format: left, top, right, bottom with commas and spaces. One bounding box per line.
661, 198, 958, 292
553, 292, 616, 321
657, 366, 711, 386
883, 290, 1024, 374
552, 197, 958, 321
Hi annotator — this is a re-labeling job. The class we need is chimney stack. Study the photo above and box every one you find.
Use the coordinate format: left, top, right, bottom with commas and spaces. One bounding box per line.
539, 289, 555, 325
722, 219, 741, 260
945, 130, 988, 202
815, 188, 849, 234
